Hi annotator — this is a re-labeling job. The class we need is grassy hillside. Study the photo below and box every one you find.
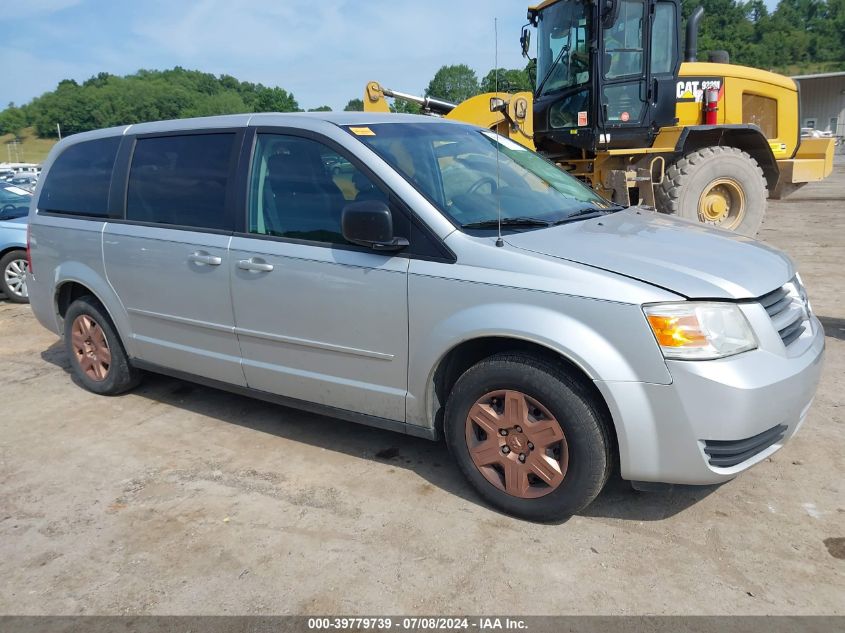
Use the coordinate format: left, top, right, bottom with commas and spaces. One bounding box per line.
771, 61, 845, 76
1, 128, 58, 165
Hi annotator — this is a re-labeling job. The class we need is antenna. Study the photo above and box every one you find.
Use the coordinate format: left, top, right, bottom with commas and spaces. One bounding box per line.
494, 17, 504, 248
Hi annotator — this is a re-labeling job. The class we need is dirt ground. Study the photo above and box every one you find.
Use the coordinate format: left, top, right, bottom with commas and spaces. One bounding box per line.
1, 170, 843, 616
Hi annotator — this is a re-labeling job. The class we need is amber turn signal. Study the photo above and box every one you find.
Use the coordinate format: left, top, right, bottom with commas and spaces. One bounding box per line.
646, 314, 708, 348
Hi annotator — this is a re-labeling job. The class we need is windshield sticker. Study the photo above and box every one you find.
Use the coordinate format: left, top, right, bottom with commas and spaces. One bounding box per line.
348, 126, 376, 136
676, 78, 723, 103
481, 131, 528, 152
577, 111, 588, 126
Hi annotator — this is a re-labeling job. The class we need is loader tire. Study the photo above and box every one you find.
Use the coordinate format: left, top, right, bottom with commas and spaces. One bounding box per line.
655, 146, 767, 237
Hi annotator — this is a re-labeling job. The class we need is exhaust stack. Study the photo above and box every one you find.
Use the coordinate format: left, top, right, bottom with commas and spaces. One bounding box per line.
685, 7, 705, 62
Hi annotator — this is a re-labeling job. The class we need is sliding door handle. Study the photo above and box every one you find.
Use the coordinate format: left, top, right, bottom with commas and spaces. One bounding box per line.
188, 252, 222, 266
238, 258, 274, 273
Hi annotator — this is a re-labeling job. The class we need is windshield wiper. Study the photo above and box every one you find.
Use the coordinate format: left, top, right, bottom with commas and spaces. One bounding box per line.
462, 217, 551, 229
535, 44, 570, 97
552, 206, 622, 225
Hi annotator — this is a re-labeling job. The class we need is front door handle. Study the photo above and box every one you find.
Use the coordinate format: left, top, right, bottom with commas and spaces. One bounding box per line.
238, 258, 274, 273
188, 251, 222, 266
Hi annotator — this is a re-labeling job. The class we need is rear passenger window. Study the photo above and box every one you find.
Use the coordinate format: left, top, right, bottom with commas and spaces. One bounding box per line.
127, 134, 235, 230
248, 134, 387, 243
39, 137, 120, 217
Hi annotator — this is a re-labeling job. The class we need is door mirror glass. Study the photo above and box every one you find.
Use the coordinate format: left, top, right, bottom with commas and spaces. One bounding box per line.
341, 200, 409, 252
520, 27, 532, 58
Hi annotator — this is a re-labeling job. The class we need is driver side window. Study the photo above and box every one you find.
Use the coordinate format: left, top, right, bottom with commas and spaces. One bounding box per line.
248, 134, 388, 244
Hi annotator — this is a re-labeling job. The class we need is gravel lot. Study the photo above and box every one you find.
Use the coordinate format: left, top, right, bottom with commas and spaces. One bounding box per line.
1, 169, 843, 616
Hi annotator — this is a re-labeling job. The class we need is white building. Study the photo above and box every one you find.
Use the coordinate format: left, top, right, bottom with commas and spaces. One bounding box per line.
792, 71, 845, 137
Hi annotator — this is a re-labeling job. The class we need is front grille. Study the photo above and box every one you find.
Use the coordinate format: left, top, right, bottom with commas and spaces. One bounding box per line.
703, 424, 787, 467
759, 279, 809, 348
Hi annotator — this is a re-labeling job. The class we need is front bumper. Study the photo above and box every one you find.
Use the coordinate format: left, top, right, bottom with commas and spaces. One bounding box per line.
595, 313, 825, 485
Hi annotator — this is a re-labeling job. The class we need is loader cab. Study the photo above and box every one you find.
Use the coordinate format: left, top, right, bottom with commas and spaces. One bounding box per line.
529, 0, 682, 159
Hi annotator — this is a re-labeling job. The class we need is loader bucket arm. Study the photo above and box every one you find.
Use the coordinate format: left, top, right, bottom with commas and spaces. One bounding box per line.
364, 81, 391, 112
446, 91, 536, 150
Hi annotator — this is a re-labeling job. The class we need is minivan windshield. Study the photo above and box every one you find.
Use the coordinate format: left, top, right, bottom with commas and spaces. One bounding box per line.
0, 186, 32, 221
346, 122, 614, 229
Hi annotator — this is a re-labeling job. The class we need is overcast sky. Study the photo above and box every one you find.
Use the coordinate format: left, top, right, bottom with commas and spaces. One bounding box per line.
1, 0, 534, 111
2, 0, 780, 112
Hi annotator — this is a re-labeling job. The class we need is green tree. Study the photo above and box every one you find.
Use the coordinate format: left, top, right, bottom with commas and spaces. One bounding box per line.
3, 68, 302, 137
344, 98, 364, 111
182, 92, 248, 118
480, 68, 533, 93
250, 86, 299, 113
0, 104, 27, 136
390, 99, 422, 114
308, 105, 333, 112
425, 64, 480, 103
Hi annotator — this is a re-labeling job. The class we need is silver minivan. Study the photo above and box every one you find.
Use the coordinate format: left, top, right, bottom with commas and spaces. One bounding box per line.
26, 113, 824, 520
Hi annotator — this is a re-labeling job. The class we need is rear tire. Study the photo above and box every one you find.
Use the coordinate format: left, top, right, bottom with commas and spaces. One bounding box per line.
0, 250, 29, 303
444, 353, 611, 522
656, 146, 767, 237
64, 296, 141, 395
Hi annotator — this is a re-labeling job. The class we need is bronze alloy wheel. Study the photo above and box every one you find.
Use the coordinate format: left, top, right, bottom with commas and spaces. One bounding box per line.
465, 389, 569, 499
71, 315, 112, 382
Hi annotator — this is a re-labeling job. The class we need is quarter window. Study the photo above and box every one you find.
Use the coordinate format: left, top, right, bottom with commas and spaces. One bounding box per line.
248, 134, 387, 244
38, 137, 120, 217
127, 134, 235, 230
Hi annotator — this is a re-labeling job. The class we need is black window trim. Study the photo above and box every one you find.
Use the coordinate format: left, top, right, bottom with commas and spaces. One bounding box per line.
236, 125, 456, 264
109, 127, 247, 235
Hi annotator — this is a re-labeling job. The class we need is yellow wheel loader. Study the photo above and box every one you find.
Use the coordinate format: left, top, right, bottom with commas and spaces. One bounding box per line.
365, 1, 835, 236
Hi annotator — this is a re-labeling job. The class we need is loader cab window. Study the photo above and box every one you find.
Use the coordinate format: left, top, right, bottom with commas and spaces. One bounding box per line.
650, 2, 677, 75
536, 1, 591, 96
603, 0, 645, 79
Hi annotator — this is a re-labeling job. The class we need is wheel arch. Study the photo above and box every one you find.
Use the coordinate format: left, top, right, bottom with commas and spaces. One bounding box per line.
0, 245, 27, 260
426, 335, 620, 467
51, 269, 135, 357
676, 125, 779, 192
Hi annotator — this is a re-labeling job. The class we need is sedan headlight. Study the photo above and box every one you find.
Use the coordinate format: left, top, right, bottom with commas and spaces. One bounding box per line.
644, 302, 757, 360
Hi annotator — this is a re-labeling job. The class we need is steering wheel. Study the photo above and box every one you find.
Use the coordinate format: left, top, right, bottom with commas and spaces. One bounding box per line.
0, 204, 17, 216
467, 177, 498, 195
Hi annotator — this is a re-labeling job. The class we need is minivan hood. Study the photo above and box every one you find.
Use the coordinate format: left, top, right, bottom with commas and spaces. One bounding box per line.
505, 209, 793, 299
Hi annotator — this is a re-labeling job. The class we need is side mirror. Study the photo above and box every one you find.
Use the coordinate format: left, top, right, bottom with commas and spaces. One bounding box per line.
341, 200, 409, 252
490, 97, 507, 113
520, 27, 532, 58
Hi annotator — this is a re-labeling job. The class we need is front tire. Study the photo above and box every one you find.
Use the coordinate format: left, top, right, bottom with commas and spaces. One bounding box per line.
0, 250, 29, 303
656, 146, 767, 237
444, 353, 611, 521
63, 296, 141, 395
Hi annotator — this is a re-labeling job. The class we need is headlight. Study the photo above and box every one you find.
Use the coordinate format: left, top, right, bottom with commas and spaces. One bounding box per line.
644, 302, 757, 360
793, 273, 813, 314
